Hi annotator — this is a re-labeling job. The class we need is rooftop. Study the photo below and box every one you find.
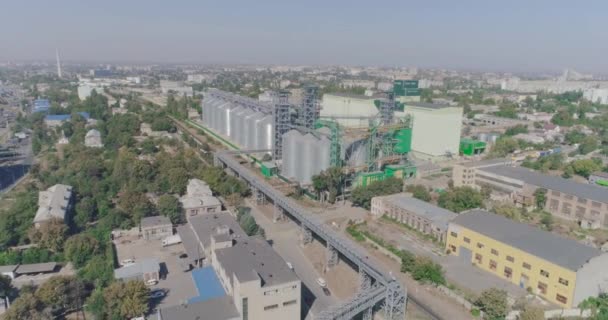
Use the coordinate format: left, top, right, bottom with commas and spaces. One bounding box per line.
324, 92, 383, 100
157, 296, 239, 320
451, 210, 602, 271
461, 158, 511, 168
482, 165, 608, 204
187, 213, 246, 250
405, 102, 456, 110
44, 112, 90, 122
214, 237, 298, 288
177, 224, 204, 263
15, 262, 58, 274
186, 179, 213, 197
179, 195, 221, 210
114, 258, 159, 280
189, 266, 226, 304
591, 171, 608, 179
141, 215, 172, 229
378, 193, 457, 230
34, 184, 73, 224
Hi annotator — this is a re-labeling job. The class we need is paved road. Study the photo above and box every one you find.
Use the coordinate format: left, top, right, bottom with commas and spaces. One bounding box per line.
245, 199, 338, 320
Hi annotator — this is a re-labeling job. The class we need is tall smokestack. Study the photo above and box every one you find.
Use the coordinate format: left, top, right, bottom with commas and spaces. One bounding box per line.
56, 48, 62, 78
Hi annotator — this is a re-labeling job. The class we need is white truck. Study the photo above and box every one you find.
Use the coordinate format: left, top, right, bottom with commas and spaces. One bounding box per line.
162, 234, 182, 247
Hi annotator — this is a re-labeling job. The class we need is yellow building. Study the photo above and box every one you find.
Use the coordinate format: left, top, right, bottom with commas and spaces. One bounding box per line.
446, 210, 608, 308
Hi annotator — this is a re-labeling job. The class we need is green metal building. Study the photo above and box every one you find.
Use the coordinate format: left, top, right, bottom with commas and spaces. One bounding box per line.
459, 139, 486, 156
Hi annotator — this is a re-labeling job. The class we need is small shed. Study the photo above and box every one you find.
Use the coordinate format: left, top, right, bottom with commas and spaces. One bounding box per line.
140, 216, 173, 240
114, 258, 160, 282
260, 161, 278, 177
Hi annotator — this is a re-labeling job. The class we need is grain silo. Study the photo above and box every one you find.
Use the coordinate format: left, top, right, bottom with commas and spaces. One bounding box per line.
258, 115, 273, 151
316, 136, 332, 175
297, 133, 317, 185
248, 112, 265, 150
281, 130, 301, 179
240, 109, 255, 148
229, 107, 244, 141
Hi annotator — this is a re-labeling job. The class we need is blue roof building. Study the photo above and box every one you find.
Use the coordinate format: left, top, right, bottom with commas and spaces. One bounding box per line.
44, 112, 91, 127
188, 266, 227, 304
33, 99, 50, 113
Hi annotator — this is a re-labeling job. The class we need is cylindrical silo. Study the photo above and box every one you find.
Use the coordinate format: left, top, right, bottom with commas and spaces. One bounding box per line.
240, 109, 255, 148
316, 136, 332, 175
229, 107, 244, 142
259, 115, 273, 151
281, 130, 301, 179
248, 112, 264, 150
297, 133, 317, 185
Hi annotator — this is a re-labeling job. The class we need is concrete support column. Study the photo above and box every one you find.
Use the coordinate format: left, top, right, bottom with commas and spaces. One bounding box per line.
326, 243, 338, 268
273, 203, 284, 222
300, 225, 312, 245
359, 268, 371, 292
362, 307, 373, 320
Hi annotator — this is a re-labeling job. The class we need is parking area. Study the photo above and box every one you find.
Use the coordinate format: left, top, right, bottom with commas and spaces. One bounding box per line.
113, 233, 198, 308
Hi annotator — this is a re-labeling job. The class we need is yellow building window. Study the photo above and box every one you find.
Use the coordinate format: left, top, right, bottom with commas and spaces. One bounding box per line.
540, 269, 550, 278
475, 253, 483, 264
504, 267, 513, 279
556, 294, 568, 304
450, 231, 458, 238
522, 262, 531, 270
449, 245, 456, 253
491, 249, 499, 256
538, 281, 547, 295
464, 237, 471, 243
489, 260, 497, 271
477, 242, 484, 249
558, 278, 569, 286
506, 255, 514, 263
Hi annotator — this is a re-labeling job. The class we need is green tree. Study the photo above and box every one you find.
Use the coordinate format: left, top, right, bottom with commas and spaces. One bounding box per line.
399, 250, 417, 273
74, 196, 98, 229
490, 137, 520, 157
65, 234, 100, 268
312, 167, 346, 203
411, 256, 446, 285
3, 293, 51, 320
533, 188, 547, 209
351, 178, 403, 209
551, 110, 575, 126
493, 203, 522, 221
103, 280, 149, 319
0, 275, 13, 298
437, 187, 484, 213
405, 185, 432, 202
157, 194, 183, 224
578, 136, 599, 155
36, 275, 87, 313
475, 288, 509, 320
504, 124, 528, 136
519, 304, 544, 320
579, 293, 608, 319
239, 213, 260, 236
540, 212, 554, 231
28, 219, 68, 252
567, 158, 603, 178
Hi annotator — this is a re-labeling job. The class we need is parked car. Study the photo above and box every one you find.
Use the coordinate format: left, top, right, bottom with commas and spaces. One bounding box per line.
286, 262, 293, 270
316, 278, 327, 288
120, 258, 135, 266
149, 290, 166, 299
145, 279, 158, 286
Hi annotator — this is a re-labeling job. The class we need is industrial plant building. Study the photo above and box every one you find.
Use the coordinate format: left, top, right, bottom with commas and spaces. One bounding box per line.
201, 82, 419, 188
446, 210, 608, 307
371, 193, 457, 243
34, 184, 73, 227
453, 161, 608, 229
173, 211, 301, 320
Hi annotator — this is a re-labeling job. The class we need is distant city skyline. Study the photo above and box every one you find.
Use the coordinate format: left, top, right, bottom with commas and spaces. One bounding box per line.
1, 0, 607, 73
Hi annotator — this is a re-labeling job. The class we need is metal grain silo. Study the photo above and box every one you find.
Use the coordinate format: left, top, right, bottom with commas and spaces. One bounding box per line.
228, 106, 244, 141
297, 133, 317, 185
248, 112, 265, 150
240, 109, 255, 148
258, 115, 273, 151
281, 130, 301, 179
316, 136, 332, 175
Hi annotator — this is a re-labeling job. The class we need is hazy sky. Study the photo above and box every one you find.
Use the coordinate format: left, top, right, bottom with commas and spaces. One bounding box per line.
1, 0, 607, 72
